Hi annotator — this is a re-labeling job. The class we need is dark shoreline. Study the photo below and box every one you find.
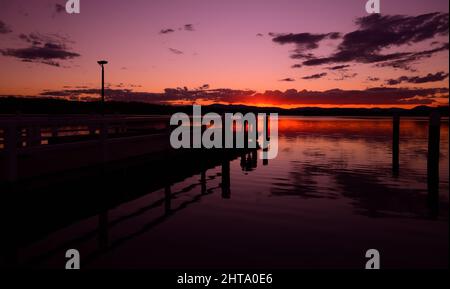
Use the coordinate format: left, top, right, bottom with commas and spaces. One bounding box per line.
0, 96, 448, 117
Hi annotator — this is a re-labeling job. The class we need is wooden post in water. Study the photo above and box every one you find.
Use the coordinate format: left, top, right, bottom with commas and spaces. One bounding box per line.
244, 121, 249, 149
201, 124, 207, 149
221, 158, 231, 199
427, 111, 440, 216
263, 147, 269, 166
251, 149, 257, 169
221, 113, 226, 148
392, 114, 400, 175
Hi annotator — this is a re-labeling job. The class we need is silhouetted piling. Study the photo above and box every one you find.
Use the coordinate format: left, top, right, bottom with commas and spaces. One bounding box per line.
392, 114, 400, 175
427, 111, 440, 217
201, 124, 207, 149
221, 113, 226, 148
221, 158, 231, 199
251, 150, 257, 168
244, 121, 249, 149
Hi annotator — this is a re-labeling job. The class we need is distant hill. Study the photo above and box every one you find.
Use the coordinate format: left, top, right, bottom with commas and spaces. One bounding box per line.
0, 96, 448, 116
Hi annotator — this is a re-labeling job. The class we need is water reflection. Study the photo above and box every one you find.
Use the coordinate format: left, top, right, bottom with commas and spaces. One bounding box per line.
0, 117, 448, 269
271, 117, 448, 220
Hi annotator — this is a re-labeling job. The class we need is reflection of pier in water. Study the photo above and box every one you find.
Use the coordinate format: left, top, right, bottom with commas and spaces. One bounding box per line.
0, 122, 260, 267
0, 114, 264, 267
0, 112, 445, 268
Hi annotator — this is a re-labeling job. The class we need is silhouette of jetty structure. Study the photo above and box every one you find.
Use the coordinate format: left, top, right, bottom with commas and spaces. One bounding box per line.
0, 142, 259, 268
0, 114, 261, 183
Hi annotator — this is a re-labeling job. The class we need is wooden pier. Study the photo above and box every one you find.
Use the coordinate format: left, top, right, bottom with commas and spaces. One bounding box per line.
0, 115, 175, 183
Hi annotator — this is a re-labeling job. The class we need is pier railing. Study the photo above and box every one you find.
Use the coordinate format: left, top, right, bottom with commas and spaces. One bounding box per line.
0, 115, 171, 182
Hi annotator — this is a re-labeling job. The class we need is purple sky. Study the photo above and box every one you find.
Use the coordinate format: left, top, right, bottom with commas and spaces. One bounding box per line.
0, 0, 448, 107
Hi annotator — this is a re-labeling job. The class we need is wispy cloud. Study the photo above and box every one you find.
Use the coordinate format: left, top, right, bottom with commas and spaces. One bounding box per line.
169, 48, 183, 55
184, 24, 194, 31
1, 32, 80, 67
0, 20, 12, 34
160, 28, 175, 34
327, 65, 350, 71
55, 3, 65, 14
302, 72, 327, 80
386, 71, 449, 85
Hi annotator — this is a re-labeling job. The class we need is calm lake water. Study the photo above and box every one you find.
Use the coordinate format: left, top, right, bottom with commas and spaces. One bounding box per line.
14, 116, 449, 269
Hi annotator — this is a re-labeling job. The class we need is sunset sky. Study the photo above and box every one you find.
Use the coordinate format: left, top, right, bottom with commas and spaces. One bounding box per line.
0, 0, 448, 108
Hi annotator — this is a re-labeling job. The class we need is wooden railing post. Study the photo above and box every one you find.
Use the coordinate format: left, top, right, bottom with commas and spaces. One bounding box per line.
100, 118, 109, 162
26, 125, 41, 146
4, 120, 18, 182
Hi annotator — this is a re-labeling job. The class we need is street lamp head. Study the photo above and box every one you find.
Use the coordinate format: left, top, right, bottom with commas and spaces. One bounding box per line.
97, 60, 108, 65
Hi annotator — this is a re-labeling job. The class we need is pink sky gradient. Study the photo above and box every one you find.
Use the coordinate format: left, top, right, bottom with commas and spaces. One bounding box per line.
0, 0, 448, 108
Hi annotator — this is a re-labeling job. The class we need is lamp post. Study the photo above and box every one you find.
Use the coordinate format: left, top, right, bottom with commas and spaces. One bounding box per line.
97, 60, 108, 114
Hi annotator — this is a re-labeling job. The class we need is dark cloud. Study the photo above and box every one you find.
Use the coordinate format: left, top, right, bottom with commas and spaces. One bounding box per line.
279, 78, 296, 82
1, 46, 79, 62
1, 33, 80, 66
376, 43, 449, 71
386, 71, 449, 85
184, 24, 194, 31
251, 87, 447, 105
367, 77, 380, 82
276, 13, 449, 71
290, 52, 316, 60
302, 72, 327, 80
327, 65, 350, 70
0, 20, 12, 34
39, 87, 255, 103
291, 64, 302, 69
169, 48, 183, 55
334, 73, 358, 81
160, 28, 175, 34
37, 86, 448, 106
256, 33, 264, 37
272, 32, 340, 52
55, 4, 65, 14
160, 24, 195, 35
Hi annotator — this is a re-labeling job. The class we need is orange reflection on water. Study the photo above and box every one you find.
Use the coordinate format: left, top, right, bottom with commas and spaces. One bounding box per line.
277, 117, 449, 139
